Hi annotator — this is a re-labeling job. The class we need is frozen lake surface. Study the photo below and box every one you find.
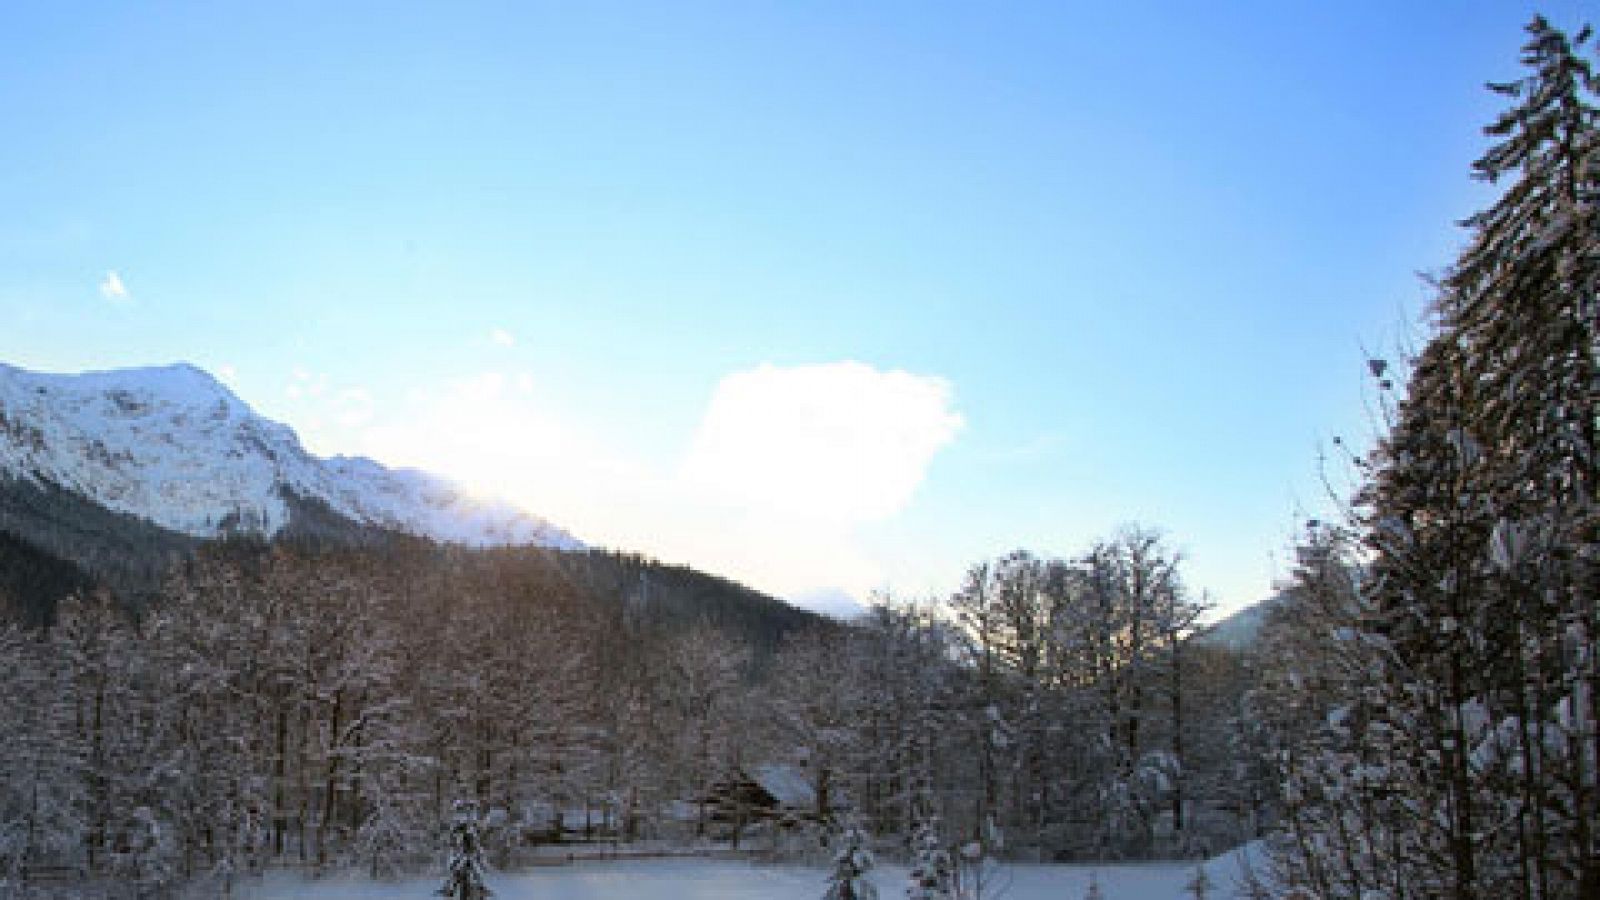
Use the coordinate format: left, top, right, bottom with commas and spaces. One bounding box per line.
245, 848, 1261, 900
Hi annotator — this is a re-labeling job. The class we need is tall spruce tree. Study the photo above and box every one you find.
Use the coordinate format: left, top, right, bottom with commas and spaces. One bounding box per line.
1272, 16, 1600, 899
1444, 16, 1600, 896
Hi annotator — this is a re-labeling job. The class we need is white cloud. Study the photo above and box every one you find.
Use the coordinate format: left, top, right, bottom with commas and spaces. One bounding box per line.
356, 371, 642, 518
289, 366, 326, 393
98, 271, 130, 304
334, 387, 374, 428
489, 328, 516, 347
679, 362, 963, 522
286, 367, 328, 400
287, 361, 962, 606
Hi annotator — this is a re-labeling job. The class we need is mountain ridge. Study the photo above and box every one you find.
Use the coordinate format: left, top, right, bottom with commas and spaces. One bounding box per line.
0, 360, 580, 551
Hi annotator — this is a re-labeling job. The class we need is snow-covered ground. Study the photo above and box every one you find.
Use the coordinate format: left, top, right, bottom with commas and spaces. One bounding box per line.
245, 845, 1265, 900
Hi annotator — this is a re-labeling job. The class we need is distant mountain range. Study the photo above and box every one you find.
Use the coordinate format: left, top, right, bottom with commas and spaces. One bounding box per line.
0, 361, 580, 550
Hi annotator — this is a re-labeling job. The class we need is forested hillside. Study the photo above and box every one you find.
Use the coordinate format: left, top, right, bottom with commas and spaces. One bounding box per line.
0, 526, 1271, 896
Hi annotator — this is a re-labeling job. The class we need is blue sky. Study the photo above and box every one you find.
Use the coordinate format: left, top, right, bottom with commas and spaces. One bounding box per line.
2, 1, 1591, 615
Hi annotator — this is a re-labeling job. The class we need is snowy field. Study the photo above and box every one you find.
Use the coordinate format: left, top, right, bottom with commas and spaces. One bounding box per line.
245, 847, 1262, 900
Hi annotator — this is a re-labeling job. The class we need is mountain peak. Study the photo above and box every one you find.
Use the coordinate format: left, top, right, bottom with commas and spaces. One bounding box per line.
74, 360, 235, 398
119, 360, 225, 388
1, 361, 244, 413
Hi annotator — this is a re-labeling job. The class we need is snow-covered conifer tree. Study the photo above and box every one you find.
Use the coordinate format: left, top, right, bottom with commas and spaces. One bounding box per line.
824, 817, 879, 900
1269, 15, 1600, 897
906, 813, 953, 899
437, 800, 493, 900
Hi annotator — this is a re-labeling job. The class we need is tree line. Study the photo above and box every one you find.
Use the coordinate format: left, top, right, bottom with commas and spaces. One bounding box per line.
774, 530, 1261, 863
0, 523, 1270, 895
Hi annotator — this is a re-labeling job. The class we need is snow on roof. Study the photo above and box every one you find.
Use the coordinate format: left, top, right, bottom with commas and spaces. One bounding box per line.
752, 764, 815, 809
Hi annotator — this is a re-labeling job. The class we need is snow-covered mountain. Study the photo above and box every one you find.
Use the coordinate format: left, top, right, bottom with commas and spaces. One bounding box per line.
0, 362, 581, 550
1203, 594, 1283, 650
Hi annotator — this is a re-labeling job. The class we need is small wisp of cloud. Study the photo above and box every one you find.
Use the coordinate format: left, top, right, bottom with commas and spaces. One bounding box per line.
98, 271, 131, 305
285, 367, 329, 400
489, 328, 516, 348
987, 431, 1067, 464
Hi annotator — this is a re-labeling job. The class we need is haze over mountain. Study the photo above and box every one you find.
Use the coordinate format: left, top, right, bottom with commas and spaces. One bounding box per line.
0, 361, 580, 551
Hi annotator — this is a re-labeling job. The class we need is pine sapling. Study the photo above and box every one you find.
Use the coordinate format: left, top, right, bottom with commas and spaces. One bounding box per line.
824, 817, 879, 900
906, 815, 954, 899
437, 801, 493, 900
951, 816, 1006, 900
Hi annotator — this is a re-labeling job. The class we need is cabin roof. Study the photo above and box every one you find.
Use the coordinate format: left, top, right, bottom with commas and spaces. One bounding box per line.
751, 763, 815, 809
